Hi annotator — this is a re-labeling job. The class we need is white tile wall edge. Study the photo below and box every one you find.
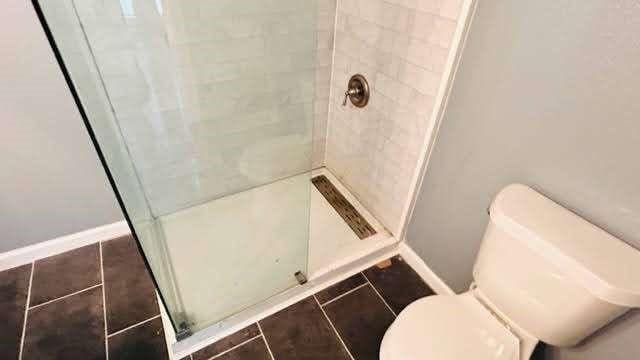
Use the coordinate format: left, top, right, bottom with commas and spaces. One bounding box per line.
172, 242, 400, 359
0, 220, 130, 271
321, 0, 340, 172
397, 0, 479, 241
322, 1, 341, 165
398, 242, 455, 296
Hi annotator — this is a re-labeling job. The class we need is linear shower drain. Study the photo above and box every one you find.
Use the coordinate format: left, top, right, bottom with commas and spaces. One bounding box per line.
311, 175, 376, 239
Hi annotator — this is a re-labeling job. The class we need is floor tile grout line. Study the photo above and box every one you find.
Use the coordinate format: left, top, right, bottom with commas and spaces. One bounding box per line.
28, 283, 103, 310
206, 334, 263, 360
17, 262, 34, 360
257, 322, 276, 360
23, 243, 105, 310
99, 241, 109, 360
107, 314, 161, 338
319, 282, 369, 307
362, 272, 397, 317
314, 295, 355, 360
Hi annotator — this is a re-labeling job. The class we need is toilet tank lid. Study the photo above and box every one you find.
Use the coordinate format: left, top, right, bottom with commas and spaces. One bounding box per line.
490, 184, 640, 307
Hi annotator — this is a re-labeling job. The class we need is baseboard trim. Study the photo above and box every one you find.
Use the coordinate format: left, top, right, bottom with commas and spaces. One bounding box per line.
399, 242, 456, 296
0, 221, 130, 271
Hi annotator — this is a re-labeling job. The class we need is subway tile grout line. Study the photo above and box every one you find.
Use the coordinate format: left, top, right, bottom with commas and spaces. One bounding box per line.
28, 283, 102, 310
362, 272, 397, 317
18, 262, 35, 360
257, 322, 276, 360
314, 295, 355, 360
106, 314, 161, 338
206, 334, 263, 360
99, 241, 109, 360
319, 282, 369, 307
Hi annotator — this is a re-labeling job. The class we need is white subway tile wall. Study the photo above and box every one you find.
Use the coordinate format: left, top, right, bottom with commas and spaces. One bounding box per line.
325, 0, 463, 234
54, 0, 463, 233
72, 0, 336, 216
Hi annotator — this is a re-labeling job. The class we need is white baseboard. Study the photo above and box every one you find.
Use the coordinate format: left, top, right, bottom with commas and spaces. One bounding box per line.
399, 242, 456, 296
0, 221, 130, 271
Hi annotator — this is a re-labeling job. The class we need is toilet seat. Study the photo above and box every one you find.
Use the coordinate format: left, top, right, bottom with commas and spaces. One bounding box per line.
380, 293, 520, 360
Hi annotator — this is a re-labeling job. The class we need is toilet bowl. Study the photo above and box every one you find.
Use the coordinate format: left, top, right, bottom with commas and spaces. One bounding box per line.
381, 184, 640, 360
380, 292, 523, 360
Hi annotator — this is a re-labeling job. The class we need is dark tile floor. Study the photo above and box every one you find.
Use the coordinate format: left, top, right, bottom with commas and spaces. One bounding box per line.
0, 235, 167, 360
1, 236, 433, 360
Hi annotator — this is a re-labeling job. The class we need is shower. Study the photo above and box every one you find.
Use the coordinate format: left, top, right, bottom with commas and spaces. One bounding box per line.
36, 0, 399, 343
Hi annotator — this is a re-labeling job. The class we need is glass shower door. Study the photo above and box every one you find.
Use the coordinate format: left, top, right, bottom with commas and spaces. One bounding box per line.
36, 0, 318, 335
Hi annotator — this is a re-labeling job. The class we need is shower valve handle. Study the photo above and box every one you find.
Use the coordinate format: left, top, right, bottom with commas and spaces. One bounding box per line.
342, 88, 361, 106
342, 74, 370, 108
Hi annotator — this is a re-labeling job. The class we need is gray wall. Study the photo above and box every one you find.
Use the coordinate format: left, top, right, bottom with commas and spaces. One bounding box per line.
406, 1, 640, 359
0, 1, 122, 253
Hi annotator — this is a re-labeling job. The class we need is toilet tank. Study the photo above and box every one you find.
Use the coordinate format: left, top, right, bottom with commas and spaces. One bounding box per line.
473, 184, 640, 347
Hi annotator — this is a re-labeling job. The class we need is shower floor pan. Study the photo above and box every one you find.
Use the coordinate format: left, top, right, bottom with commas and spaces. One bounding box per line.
159, 167, 394, 345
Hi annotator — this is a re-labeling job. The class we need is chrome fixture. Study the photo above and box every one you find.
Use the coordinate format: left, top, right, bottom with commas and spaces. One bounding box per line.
342, 74, 370, 108
294, 271, 308, 285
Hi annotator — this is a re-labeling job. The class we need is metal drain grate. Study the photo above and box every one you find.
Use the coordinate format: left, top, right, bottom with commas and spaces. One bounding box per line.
311, 175, 376, 239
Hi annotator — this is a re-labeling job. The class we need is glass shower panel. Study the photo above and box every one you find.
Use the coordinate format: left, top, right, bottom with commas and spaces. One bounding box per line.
37, 0, 186, 329
37, 0, 318, 334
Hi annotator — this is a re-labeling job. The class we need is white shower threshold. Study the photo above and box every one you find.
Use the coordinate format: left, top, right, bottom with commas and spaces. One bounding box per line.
169, 242, 401, 358
158, 167, 398, 356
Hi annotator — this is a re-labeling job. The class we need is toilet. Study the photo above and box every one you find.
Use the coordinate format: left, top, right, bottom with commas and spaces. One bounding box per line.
381, 184, 640, 360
